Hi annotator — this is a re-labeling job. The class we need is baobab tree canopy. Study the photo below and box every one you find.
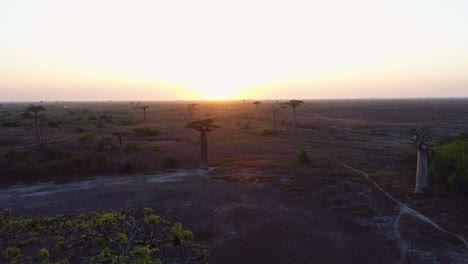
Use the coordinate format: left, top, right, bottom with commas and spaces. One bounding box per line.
185, 119, 220, 132
285, 100, 304, 108
25, 105, 45, 113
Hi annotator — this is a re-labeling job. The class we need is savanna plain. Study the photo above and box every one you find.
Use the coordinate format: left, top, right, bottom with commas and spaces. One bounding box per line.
0, 99, 467, 263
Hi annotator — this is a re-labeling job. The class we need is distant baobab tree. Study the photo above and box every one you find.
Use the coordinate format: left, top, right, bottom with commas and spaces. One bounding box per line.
25, 105, 45, 145
186, 119, 220, 168
411, 128, 432, 194
271, 107, 279, 131
78, 133, 95, 161
253, 101, 261, 113
140, 106, 149, 121
187, 104, 198, 121
112, 131, 130, 164
284, 100, 304, 127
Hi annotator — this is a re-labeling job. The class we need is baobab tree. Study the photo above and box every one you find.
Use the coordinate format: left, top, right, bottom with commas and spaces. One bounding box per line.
112, 131, 130, 164
284, 100, 304, 127
271, 107, 279, 131
187, 104, 198, 121
411, 128, 432, 194
140, 105, 149, 121
253, 101, 261, 113
78, 133, 95, 161
185, 119, 220, 168
25, 105, 45, 145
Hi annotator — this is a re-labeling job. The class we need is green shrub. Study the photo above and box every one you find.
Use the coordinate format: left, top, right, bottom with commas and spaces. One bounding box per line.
37, 144, 67, 161
133, 127, 160, 137
297, 148, 310, 163
75, 127, 85, 133
242, 122, 252, 129
430, 139, 468, 195
96, 121, 105, 128
0, 207, 205, 263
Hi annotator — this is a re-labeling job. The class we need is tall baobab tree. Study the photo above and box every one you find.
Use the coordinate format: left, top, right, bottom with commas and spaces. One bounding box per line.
112, 131, 130, 164
185, 119, 220, 168
25, 105, 45, 145
187, 104, 198, 121
253, 101, 261, 113
78, 133, 95, 161
271, 107, 279, 132
411, 128, 432, 194
284, 100, 304, 127
140, 106, 149, 121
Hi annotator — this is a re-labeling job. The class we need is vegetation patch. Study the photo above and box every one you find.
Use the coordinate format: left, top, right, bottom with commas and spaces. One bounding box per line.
0, 207, 207, 263
430, 137, 468, 195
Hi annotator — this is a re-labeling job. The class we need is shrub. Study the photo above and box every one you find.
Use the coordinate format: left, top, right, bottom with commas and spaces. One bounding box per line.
297, 148, 310, 163
0, 207, 206, 263
430, 139, 468, 195
37, 144, 67, 161
242, 122, 252, 129
75, 127, 85, 133
133, 127, 160, 137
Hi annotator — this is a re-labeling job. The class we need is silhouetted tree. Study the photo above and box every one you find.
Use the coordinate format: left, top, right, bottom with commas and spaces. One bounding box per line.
253, 101, 261, 113
284, 100, 304, 126
25, 105, 45, 145
78, 133, 95, 161
185, 119, 220, 168
271, 107, 279, 131
140, 106, 149, 121
411, 128, 432, 194
187, 104, 198, 121
112, 131, 130, 164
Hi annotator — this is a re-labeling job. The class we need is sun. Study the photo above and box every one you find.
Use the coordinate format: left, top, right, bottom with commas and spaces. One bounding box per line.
189, 80, 248, 100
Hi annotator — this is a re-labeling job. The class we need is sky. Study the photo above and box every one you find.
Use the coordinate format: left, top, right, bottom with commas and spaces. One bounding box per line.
1, 0, 468, 101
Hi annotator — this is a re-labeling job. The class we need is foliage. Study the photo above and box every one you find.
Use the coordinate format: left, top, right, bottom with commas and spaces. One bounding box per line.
185, 119, 220, 132
3, 149, 38, 176
260, 128, 275, 136
297, 148, 311, 164
125, 142, 142, 152
133, 127, 160, 137
430, 138, 468, 195
0, 207, 206, 263
75, 127, 85, 133
37, 144, 68, 161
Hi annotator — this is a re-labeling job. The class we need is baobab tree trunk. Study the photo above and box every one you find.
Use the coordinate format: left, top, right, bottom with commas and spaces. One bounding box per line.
292, 107, 297, 127
34, 112, 40, 145
143, 109, 147, 121
415, 145, 429, 193
200, 131, 208, 168
118, 137, 125, 164
273, 111, 277, 131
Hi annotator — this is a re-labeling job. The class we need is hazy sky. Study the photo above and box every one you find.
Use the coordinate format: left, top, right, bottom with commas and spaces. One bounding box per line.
1, 0, 468, 100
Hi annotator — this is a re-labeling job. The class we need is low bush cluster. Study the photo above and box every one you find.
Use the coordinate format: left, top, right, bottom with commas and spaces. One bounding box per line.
0, 207, 207, 263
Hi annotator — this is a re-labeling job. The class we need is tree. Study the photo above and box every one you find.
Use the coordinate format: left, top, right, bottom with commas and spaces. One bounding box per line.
112, 131, 130, 164
25, 105, 45, 145
410, 128, 432, 194
284, 100, 304, 127
253, 101, 261, 113
271, 107, 279, 131
78, 133, 95, 161
187, 104, 198, 121
140, 106, 149, 121
185, 119, 220, 168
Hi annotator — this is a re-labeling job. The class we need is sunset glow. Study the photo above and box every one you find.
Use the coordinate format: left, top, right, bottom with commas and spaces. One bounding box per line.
2, 0, 468, 100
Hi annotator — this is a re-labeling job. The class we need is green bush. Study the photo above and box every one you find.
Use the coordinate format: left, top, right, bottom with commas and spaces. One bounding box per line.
37, 144, 67, 161
430, 139, 468, 195
97, 136, 115, 151
75, 127, 85, 133
133, 127, 160, 137
297, 148, 310, 164
0, 207, 206, 263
